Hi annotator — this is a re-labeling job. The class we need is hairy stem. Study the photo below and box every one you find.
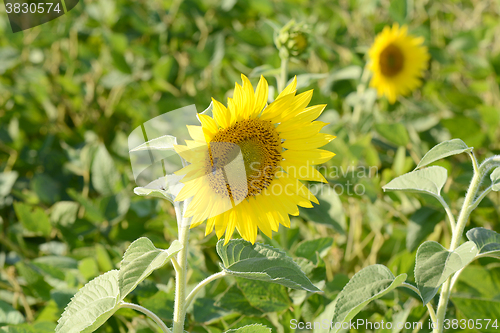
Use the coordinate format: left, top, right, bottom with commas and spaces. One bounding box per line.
433, 155, 500, 333
172, 199, 192, 333
121, 302, 171, 333
183, 271, 226, 312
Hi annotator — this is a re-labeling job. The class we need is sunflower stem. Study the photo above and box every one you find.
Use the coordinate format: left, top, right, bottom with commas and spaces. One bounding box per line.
278, 55, 289, 93
172, 199, 192, 333
432, 155, 500, 333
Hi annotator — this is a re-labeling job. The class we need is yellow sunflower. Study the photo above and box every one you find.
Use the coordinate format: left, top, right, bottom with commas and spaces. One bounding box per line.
368, 23, 430, 104
173, 74, 336, 244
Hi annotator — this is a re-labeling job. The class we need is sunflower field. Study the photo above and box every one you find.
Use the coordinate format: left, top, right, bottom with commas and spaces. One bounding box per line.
1, 0, 500, 332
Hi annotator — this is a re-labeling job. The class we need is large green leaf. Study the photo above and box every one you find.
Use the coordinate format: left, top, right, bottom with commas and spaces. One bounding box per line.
225, 324, 271, 333
382, 166, 448, 199
416, 139, 473, 169
415, 241, 478, 305
56, 270, 121, 333
217, 239, 320, 292
466, 227, 500, 259
320, 265, 406, 333
118, 237, 182, 299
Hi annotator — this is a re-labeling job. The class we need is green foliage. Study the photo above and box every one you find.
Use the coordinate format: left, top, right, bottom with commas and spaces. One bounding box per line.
217, 239, 320, 292
415, 241, 477, 305
318, 265, 406, 333
2, 0, 500, 332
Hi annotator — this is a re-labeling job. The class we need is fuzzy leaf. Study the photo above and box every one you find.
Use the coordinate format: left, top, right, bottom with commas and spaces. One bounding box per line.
466, 227, 500, 259
56, 270, 120, 333
118, 237, 182, 299
319, 265, 406, 333
382, 166, 448, 199
217, 239, 320, 292
415, 241, 478, 305
416, 139, 473, 169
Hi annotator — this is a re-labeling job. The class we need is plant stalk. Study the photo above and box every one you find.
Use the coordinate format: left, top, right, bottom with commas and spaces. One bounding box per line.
172, 199, 192, 333
183, 271, 226, 312
121, 302, 171, 333
278, 55, 289, 93
433, 155, 500, 333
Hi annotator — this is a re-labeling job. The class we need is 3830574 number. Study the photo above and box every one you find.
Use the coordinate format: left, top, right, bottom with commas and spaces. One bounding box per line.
5, 2, 61, 14
443, 319, 498, 330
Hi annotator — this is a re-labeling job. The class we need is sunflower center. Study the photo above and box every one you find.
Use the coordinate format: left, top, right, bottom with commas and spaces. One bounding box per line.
379, 43, 404, 77
205, 119, 282, 201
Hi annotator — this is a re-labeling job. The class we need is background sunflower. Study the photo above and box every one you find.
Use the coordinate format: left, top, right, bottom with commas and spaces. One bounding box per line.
368, 23, 430, 103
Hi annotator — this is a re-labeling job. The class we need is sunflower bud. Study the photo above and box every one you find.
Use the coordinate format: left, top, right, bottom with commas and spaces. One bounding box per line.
275, 20, 310, 59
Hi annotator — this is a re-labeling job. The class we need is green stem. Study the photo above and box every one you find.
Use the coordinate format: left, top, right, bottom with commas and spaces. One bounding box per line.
183, 271, 226, 313
172, 199, 192, 333
121, 302, 171, 333
437, 196, 456, 232
278, 55, 289, 93
433, 155, 500, 333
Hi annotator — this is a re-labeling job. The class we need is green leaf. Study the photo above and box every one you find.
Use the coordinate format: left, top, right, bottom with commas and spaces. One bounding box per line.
466, 227, 500, 259
91, 144, 120, 196
416, 139, 473, 169
217, 239, 320, 292
215, 285, 263, 316
374, 123, 409, 146
50, 201, 79, 226
134, 174, 184, 203
13, 202, 51, 236
382, 166, 448, 199
225, 324, 272, 333
129, 135, 177, 152
236, 278, 290, 313
118, 237, 182, 299
415, 241, 478, 305
0, 300, 25, 325
323, 265, 406, 333
56, 270, 121, 333
490, 167, 500, 191
294, 238, 334, 265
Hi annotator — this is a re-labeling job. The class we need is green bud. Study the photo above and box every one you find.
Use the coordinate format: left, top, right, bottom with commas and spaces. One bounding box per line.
275, 20, 310, 58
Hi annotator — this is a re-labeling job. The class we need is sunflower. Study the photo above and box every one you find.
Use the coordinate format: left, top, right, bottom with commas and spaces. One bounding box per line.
173, 75, 336, 244
368, 23, 430, 104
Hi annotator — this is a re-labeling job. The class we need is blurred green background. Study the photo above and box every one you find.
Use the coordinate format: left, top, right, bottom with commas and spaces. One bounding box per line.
1, 0, 500, 332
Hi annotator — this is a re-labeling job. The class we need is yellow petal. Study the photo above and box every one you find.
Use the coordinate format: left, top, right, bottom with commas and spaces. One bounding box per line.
282, 149, 335, 165
276, 76, 297, 100
212, 98, 231, 128
252, 75, 268, 117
